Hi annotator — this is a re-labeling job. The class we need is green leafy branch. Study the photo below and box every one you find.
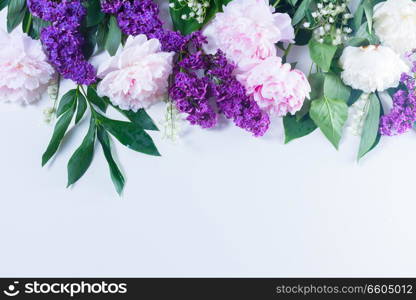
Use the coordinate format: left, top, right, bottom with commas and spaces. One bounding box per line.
42, 85, 160, 195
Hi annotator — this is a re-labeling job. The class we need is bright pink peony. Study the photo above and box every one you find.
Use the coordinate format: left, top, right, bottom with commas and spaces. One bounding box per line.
0, 29, 54, 104
97, 34, 174, 112
202, 0, 294, 69
237, 56, 311, 117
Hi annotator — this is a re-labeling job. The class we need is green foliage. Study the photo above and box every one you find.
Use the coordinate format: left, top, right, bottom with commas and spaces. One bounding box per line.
56, 90, 78, 117
292, 0, 313, 25
67, 119, 96, 187
308, 39, 337, 73
323, 73, 351, 102
310, 96, 348, 149
169, 0, 231, 35
357, 94, 382, 160
283, 114, 317, 144
97, 115, 161, 157
85, 0, 105, 27
97, 127, 125, 195
0, 0, 9, 12
42, 86, 160, 194
105, 16, 122, 56
7, 0, 26, 32
42, 102, 77, 167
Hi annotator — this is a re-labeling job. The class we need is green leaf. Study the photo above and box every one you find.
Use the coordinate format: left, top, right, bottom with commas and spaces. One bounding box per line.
97, 127, 125, 195
81, 25, 98, 60
284, 114, 317, 144
67, 119, 96, 187
308, 39, 337, 73
7, 0, 26, 33
353, 2, 364, 32
308, 73, 325, 100
288, 0, 299, 6
348, 89, 363, 106
363, 0, 373, 34
345, 37, 369, 47
117, 108, 158, 131
28, 16, 50, 40
357, 94, 381, 160
105, 16, 122, 56
324, 73, 351, 102
42, 103, 76, 166
0, 0, 9, 12
292, 0, 312, 25
295, 28, 312, 46
75, 93, 87, 124
310, 97, 348, 149
22, 10, 32, 34
86, 0, 105, 27
355, 22, 379, 44
87, 86, 108, 112
57, 89, 77, 117
296, 100, 311, 121
97, 115, 161, 156
96, 19, 108, 53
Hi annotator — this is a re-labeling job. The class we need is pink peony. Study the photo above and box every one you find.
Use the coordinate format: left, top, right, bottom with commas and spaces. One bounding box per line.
0, 29, 54, 104
97, 34, 174, 112
237, 56, 311, 117
202, 0, 294, 69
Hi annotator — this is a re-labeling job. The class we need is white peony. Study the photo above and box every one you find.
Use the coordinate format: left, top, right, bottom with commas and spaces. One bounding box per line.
0, 29, 54, 104
373, 0, 416, 55
97, 34, 174, 112
339, 45, 408, 93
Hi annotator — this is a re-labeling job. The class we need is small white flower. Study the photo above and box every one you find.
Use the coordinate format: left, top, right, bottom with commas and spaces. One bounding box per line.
340, 45, 409, 93
303, 22, 310, 28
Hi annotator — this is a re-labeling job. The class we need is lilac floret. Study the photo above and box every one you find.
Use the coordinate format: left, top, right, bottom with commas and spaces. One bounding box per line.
380, 60, 416, 136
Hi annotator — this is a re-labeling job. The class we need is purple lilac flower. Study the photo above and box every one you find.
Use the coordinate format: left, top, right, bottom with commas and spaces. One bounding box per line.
207, 51, 270, 137
27, 0, 97, 85
380, 63, 416, 136
101, 0, 187, 52
169, 71, 217, 128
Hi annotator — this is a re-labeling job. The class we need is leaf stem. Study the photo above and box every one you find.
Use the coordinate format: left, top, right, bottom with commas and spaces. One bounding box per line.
79, 85, 98, 119
24, 13, 33, 34
272, 0, 281, 8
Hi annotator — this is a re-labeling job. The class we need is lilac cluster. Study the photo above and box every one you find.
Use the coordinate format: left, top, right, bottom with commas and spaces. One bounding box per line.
101, 0, 187, 52
27, 0, 96, 85
170, 71, 217, 128
380, 71, 416, 136
169, 33, 270, 136
207, 51, 270, 137
169, 33, 217, 128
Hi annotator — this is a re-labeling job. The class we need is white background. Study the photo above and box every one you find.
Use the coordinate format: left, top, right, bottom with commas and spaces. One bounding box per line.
1, 1, 416, 277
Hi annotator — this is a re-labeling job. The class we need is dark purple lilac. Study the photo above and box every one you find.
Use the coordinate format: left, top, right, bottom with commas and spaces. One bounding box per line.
101, 0, 187, 52
169, 71, 217, 129
208, 51, 270, 137
380, 70, 416, 136
27, 0, 97, 85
